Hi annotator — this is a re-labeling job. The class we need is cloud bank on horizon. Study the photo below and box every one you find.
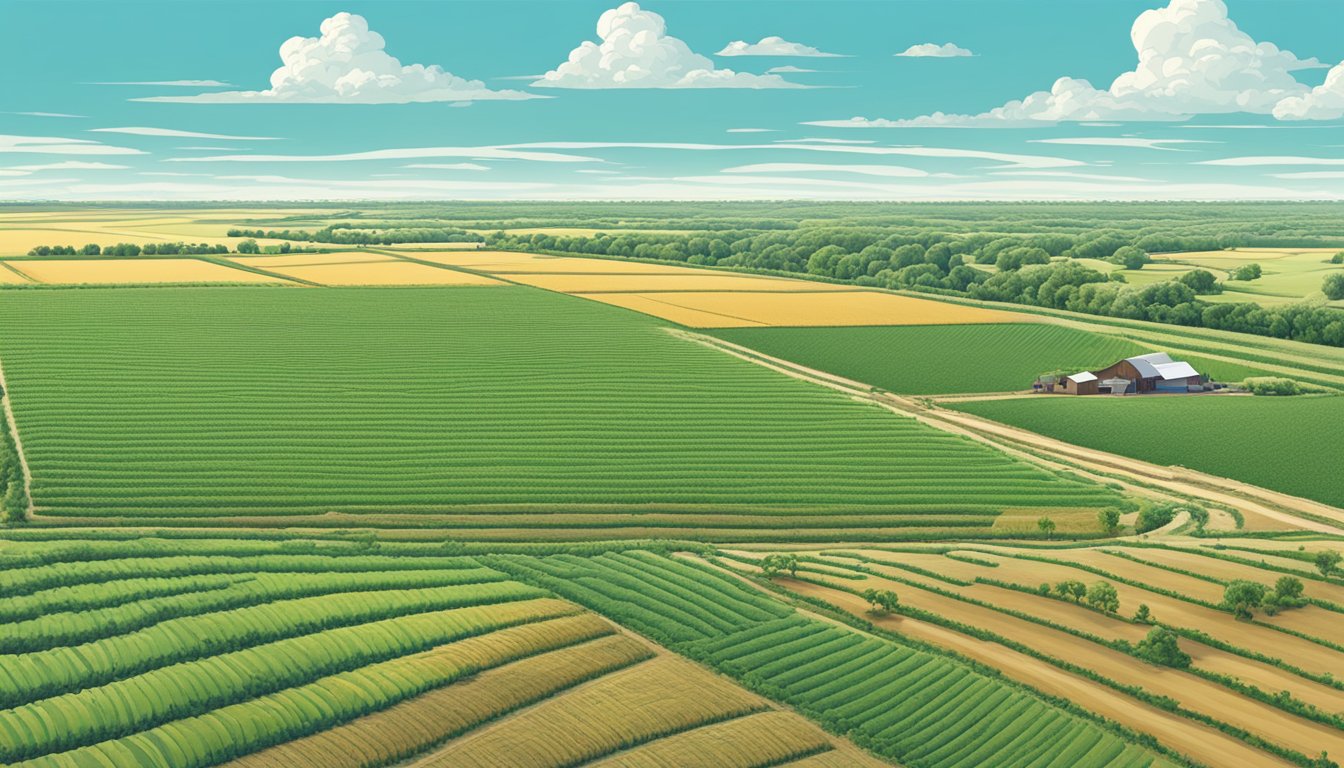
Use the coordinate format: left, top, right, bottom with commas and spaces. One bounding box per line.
819, 0, 1336, 127
532, 3, 802, 89
139, 12, 536, 104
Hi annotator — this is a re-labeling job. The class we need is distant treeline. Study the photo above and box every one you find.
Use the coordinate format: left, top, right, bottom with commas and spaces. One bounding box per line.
226, 224, 484, 245
485, 226, 1344, 348
27, 242, 232, 257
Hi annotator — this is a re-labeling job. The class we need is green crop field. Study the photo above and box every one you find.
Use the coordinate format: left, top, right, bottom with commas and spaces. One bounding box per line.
713, 323, 1278, 395
950, 394, 1344, 508
0, 286, 1118, 533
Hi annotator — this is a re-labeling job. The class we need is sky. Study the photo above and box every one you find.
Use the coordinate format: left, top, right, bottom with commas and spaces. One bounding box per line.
2, 0, 1343, 202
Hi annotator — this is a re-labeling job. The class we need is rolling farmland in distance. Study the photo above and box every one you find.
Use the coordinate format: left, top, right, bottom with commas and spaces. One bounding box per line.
2, 202, 1344, 768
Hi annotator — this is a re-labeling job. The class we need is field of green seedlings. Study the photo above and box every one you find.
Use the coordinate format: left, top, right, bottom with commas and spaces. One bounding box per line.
951, 395, 1344, 508
0, 286, 1118, 533
714, 323, 1276, 395
490, 550, 1177, 768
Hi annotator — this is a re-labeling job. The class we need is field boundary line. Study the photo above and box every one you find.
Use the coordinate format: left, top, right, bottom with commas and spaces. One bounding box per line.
673, 329, 1344, 535
0, 350, 34, 521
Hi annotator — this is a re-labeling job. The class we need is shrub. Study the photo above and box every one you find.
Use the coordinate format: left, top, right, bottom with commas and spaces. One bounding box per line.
1085, 581, 1119, 613
1323, 272, 1344, 301
1178, 269, 1221, 294
1243, 377, 1302, 396
1134, 627, 1190, 668
1221, 580, 1267, 619
1231, 263, 1262, 281
1135, 504, 1178, 534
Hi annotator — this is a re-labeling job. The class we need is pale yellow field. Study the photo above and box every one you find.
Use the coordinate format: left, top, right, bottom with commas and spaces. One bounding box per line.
413, 251, 713, 274
0, 264, 32, 284
8, 258, 291, 285
258, 260, 504, 286
505, 272, 857, 293
577, 290, 1026, 328
231, 252, 394, 268
0, 226, 289, 256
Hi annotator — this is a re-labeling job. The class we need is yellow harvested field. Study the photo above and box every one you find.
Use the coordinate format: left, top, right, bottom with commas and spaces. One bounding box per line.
254, 260, 504, 286
0, 265, 32, 284
578, 290, 1025, 328
415, 655, 769, 767
505, 272, 855, 293
416, 251, 724, 275
8, 258, 291, 285
231, 252, 395, 268
585, 711, 857, 768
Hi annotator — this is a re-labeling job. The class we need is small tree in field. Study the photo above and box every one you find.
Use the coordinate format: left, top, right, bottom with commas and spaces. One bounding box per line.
1135, 627, 1191, 668
1097, 508, 1121, 536
1324, 273, 1344, 301
1133, 603, 1153, 624
760, 554, 797, 578
1086, 581, 1120, 614
862, 588, 899, 615
1221, 580, 1266, 620
1262, 575, 1306, 615
1316, 550, 1342, 579
1037, 516, 1057, 539
1054, 580, 1086, 602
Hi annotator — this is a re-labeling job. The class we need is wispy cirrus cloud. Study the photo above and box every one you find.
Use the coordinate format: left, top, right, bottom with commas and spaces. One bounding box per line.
90, 80, 232, 87
1029, 137, 1216, 151
91, 127, 278, 141
166, 145, 602, 164
0, 135, 144, 156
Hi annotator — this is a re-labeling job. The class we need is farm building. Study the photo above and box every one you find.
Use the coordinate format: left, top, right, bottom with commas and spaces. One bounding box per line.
1058, 353, 1203, 395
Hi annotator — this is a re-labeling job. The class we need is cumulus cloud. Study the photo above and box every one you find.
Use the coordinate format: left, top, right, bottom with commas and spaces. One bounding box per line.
1273, 62, 1344, 120
767, 65, 817, 74
533, 3, 801, 89
91, 127, 277, 140
821, 0, 1324, 127
895, 43, 973, 58
715, 36, 842, 57
137, 13, 536, 104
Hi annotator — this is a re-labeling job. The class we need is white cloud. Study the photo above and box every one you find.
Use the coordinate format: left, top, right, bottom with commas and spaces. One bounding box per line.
715, 36, 842, 58
780, 137, 875, 144
404, 162, 489, 171
533, 3, 801, 89
0, 135, 144, 156
505, 141, 1084, 169
1273, 62, 1344, 120
1, 161, 128, 174
895, 43, 973, 58
1029, 137, 1215, 150
167, 145, 601, 164
92, 80, 231, 87
726, 128, 776, 133
723, 162, 929, 178
91, 127, 278, 141
7, 111, 84, 119
767, 65, 817, 74
988, 170, 1154, 183
1268, 171, 1344, 179
178, 146, 249, 151
1198, 156, 1344, 167
826, 0, 1323, 127
137, 13, 537, 104
576, 169, 624, 175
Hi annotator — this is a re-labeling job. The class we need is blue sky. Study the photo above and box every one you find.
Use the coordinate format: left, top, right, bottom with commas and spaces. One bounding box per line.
2, 0, 1343, 201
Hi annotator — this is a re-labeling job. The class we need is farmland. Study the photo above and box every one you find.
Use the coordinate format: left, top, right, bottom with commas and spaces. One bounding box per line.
949, 395, 1344, 509
2, 203, 1344, 768
0, 285, 1118, 532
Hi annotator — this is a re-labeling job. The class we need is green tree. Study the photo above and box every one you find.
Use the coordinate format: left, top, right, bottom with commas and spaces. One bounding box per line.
1232, 262, 1263, 281
1133, 603, 1153, 624
1178, 268, 1221, 294
1097, 508, 1121, 536
1221, 580, 1267, 620
1323, 272, 1344, 301
1111, 245, 1149, 270
1315, 550, 1342, 578
236, 239, 261, 255
1054, 580, 1086, 602
1135, 627, 1191, 668
1135, 503, 1177, 534
1086, 581, 1120, 613
1037, 516, 1056, 539
1262, 576, 1305, 615
1332, 252, 1344, 264
80, 243, 101, 256
1310, 750, 1337, 768
862, 588, 899, 615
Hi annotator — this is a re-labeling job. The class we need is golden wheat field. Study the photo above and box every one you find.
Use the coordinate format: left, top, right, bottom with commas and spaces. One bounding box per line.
577, 289, 1026, 327
235, 258, 504, 286
229, 252, 397, 268
414, 251, 726, 274
5, 258, 291, 285
502, 272, 856, 293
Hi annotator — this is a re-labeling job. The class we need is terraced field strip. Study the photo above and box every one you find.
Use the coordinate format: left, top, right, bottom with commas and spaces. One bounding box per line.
760, 574, 1291, 768
937, 546, 1344, 679
415, 251, 705, 274
506, 272, 860, 293
0, 287, 1117, 529
578, 290, 1028, 328
493, 551, 1175, 768
4, 258, 293, 285
747, 553, 1344, 762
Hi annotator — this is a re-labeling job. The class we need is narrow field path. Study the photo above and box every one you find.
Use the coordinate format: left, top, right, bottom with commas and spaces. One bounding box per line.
0, 349, 34, 520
